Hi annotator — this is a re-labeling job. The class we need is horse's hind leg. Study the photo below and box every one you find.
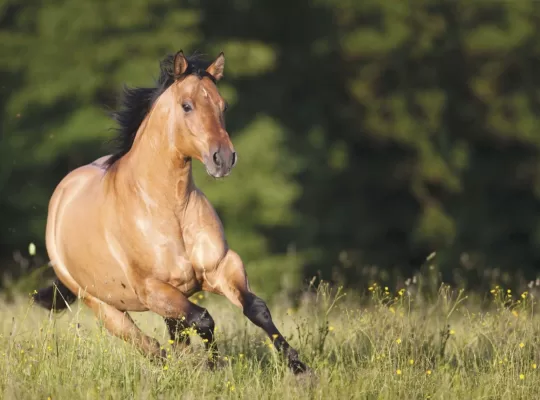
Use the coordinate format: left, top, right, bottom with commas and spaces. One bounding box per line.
83, 295, 164, 359
214, 250, 309, 374
138, 280, 219, 367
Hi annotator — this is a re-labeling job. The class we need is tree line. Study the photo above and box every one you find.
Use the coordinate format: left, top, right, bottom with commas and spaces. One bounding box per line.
1, 0, 539, 297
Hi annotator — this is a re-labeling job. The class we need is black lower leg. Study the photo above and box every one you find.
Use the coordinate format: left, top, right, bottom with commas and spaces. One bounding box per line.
185, 306, 219, 367
243, 293, 308, 374
164, 317, 191, 347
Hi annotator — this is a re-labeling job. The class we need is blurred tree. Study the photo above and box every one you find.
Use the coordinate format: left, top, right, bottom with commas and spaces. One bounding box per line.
441, 0, 540, 289
199, 0, 461, 286
1, 0, 540, 297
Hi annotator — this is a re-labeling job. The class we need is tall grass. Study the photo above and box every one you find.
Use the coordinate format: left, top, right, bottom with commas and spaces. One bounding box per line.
0, 282, 539, 399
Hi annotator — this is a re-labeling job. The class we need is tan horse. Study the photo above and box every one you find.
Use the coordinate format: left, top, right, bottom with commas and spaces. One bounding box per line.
33, 50, 308, 374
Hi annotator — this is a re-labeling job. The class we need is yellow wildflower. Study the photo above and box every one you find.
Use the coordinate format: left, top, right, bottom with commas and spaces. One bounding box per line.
328, 326, 334, 331
409, 359, 414, 365
520, 342, 525, 348
520, 373, 525, 380
426, 370, 432, 375
449, 330, 455, 335
163, 365, 168, 371
168, 339, 174, 344
396, 338, 402, 344
396, 369, 402, 375
532, 363, 537, 369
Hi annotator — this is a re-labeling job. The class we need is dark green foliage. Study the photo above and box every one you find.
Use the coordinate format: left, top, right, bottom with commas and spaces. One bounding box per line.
1, 0, 540, 297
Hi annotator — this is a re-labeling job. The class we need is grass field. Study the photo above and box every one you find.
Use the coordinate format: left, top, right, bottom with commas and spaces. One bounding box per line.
0, 282, 539, 399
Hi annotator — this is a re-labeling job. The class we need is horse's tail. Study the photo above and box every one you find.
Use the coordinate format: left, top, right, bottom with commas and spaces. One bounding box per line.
33, 278, 78, 311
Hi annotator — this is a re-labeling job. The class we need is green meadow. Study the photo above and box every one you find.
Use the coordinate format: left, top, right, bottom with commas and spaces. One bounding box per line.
1, 282, 538, 399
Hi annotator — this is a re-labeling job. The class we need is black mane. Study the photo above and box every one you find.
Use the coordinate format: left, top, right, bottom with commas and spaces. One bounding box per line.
104, 52, 215, 169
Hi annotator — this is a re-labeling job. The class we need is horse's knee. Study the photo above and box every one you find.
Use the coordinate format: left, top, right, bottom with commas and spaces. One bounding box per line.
243, 294, 272, 329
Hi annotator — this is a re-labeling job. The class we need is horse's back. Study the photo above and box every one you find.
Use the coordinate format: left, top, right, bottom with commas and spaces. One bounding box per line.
47, 155, 111, 219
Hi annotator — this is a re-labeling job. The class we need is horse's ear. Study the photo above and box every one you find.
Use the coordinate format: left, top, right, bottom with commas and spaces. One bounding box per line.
174, 50, 188, 78
206, 52, 225, 81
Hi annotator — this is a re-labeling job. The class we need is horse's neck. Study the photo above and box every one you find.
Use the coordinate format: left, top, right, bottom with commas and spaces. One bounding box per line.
112, 104, 194, 215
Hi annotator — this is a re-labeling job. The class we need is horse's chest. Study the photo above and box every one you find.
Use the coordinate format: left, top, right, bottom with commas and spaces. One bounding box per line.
134, 218, 196, 278
166, 252, 200, 294
140, 236, 200, 294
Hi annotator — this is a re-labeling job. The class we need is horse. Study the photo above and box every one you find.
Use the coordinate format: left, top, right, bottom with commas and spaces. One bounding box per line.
32, 50, 308, 374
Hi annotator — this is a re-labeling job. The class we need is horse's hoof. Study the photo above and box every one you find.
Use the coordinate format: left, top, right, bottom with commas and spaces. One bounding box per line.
206, 356, 227, 371
292, 363, 318, 388
146, 348, 167, 365
289, 359, 310, 375
169, 342, 191, 358
154, 348, 168, 363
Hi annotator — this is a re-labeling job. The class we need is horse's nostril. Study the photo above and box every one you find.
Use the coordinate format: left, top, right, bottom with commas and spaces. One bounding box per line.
213, 152, 221, 167
231, 152, 237, 167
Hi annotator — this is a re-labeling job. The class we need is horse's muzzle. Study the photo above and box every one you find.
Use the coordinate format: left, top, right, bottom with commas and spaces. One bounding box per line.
203, 146, 237, 178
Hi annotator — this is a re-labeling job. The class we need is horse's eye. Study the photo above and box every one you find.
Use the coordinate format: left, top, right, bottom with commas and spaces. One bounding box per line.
182, 102, 193, 113
223, 102, 229, 112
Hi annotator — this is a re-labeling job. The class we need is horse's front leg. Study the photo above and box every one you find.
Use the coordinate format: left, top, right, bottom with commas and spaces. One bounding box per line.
164, 316, 192, 350
211, 250, 309, 374
137, 280, 220, 368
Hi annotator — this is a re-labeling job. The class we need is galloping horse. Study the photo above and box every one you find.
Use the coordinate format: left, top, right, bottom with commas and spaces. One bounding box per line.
33, 50, 308, 374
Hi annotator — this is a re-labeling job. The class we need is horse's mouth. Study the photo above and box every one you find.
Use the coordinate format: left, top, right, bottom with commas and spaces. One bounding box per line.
205, 167, 231, 179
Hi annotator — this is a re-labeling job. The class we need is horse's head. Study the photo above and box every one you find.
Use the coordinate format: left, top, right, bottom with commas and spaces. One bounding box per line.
169, 51, 236, 178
